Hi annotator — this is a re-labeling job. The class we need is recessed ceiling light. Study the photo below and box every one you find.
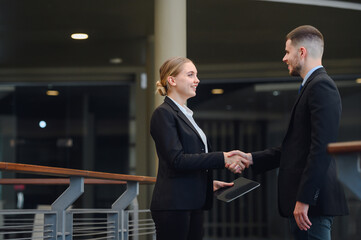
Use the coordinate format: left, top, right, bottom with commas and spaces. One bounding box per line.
71, 33, 88, 40
46, 90, 59, 96
356, 78, 361, 84
39, 120, 47, 128
211, 89, 224, 94
109, 58, 123, 64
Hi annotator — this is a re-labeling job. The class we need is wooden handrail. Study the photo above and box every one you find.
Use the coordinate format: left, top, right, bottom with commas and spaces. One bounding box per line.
0, 162, 156, 184
328, 141, 361, 154
0, 178, 126, 185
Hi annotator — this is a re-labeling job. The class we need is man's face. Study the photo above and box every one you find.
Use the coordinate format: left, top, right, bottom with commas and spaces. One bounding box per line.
282, 39, 302, 76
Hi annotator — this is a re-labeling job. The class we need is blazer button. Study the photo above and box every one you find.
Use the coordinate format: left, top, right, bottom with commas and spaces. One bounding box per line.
201, 148, 205, 152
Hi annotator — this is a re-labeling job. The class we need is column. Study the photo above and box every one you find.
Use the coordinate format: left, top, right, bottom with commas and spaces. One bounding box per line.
154, 0, 187, 107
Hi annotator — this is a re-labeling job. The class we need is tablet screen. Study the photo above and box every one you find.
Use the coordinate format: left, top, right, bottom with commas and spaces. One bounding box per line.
215, 177, 260, 202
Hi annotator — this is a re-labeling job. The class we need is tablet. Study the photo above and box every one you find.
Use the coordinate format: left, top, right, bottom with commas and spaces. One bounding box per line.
215, 177, 260, 202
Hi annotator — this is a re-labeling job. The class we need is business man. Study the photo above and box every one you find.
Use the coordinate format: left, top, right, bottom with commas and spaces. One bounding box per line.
239, 25, 348, 240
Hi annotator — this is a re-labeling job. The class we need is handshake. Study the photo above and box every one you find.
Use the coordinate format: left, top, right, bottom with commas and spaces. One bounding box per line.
223, 150, 253, 174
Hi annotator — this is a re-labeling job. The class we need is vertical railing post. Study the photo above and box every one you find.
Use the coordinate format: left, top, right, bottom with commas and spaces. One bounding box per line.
107, 212, 119, 239
51, 176, 84, 240
123, 210, 129, 240
111, 181, 139, 240
44, 212, 57, 240
130, 198, 139, 240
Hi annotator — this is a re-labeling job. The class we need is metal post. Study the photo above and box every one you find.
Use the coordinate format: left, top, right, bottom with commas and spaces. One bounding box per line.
51, 176, 84, 240
130, 198, 139, 240
107, 212, 119, 240
44, 213, 57, 240
112, 181, 139, 240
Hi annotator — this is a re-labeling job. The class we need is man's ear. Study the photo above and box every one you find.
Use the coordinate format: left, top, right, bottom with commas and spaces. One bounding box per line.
167, 76, 176, 86
299, 47, 307, 59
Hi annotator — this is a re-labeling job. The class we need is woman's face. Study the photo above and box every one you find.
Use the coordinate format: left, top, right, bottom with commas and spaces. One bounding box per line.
171, 61, 200, 100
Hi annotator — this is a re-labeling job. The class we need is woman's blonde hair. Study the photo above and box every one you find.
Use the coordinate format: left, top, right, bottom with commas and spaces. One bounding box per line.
156, 57, 192, 96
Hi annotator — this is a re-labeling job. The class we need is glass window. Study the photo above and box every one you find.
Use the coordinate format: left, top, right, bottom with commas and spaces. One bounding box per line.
0, 83, 131, 209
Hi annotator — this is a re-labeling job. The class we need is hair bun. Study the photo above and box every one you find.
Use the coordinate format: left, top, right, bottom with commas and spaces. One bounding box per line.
156, 80, 167, 96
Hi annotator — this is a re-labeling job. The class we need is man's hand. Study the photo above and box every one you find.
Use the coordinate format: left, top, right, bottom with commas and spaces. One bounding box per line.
225, 150, 253, 169
293, 201, 312, 231
223, 150, 250, 173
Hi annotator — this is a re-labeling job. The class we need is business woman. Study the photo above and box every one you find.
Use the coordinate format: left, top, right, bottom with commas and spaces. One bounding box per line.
150, 57, 247, 240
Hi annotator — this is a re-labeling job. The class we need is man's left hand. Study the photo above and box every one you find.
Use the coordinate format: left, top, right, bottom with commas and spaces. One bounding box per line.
293, 201, 312, 231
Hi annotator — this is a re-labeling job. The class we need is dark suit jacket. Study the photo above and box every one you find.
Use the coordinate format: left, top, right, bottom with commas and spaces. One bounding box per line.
252, 68, 349, 217
150, 96, 225, 211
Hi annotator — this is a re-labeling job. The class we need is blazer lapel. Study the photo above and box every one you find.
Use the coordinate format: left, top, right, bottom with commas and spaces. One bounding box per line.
164, 97, 204, 142
284, 68, 325, 139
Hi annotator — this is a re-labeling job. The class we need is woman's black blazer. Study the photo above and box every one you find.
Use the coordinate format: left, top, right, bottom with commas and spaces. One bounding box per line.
150, 97, 225, 211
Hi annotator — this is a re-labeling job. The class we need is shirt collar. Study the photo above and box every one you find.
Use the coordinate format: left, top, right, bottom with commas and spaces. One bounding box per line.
168, 96, 193, 117
301, 65, 323, 86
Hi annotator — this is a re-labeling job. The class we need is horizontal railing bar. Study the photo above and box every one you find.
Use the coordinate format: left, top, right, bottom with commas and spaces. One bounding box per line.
129, 223, 155, 227
0, 178, 127, 185
0, 224, 49, 229
1, 222, 51, 226
1, 229, 46, 234
129, 231, 156, 237
328, 140, 361, 154
1, 224, 32, 227
73, 222, 113, 226
34, 236, 54, 240
129, 222, 155, 227
70, 209, 118, 214
126, 210, 152, 214
1, 223, 35, 226
129, 226, 156, 231
1, 236, 55, 240
129, 219, 154, 225
0, 237, 53, 240
0, 162, 156, 184
30, 236, 54, 240
72, 230, 115, 237
1, 224, 53, 229
73, 218, 108, 221
129, 218, 153, 222
129, 226, 155, 230
85, 236, 115, 240
0, 210, 56, 214
73, 226, 114, 231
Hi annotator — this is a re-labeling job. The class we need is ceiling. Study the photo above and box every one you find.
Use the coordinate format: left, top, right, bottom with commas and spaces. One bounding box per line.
0, 0, 360, 81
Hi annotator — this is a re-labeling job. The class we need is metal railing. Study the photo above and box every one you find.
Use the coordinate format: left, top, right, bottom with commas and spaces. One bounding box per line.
0, 162, 156, 240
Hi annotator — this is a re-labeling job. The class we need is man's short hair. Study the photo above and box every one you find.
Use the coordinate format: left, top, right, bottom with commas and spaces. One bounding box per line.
286, 25, 324, 58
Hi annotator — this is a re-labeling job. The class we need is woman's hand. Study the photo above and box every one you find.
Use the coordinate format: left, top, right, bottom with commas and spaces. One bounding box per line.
213, 180, 234, 192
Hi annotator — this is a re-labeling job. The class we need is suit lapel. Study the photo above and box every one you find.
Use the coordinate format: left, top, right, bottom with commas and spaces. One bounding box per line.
164, 97, 204, 142
284, 68, 325, 139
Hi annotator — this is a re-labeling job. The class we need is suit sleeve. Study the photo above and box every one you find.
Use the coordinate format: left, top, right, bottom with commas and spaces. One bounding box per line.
251, 146, 281, 174
150, 106, 225, 170
296, 78, 341, 205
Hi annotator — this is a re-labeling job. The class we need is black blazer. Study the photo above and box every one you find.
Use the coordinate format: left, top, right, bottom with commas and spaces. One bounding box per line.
150, 96, 225, 211
252, 68, 349, 217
